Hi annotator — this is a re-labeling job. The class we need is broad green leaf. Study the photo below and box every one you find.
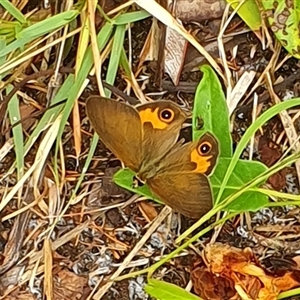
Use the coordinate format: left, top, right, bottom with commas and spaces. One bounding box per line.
215, 97, 300, 205
145, 279, 201, 300
113, 168, 161, 202
211, 158, 268, 211
227, 0, 261, 31
113, 159, 269, 212
193, 65, 232, 157
261, 0, 300, 58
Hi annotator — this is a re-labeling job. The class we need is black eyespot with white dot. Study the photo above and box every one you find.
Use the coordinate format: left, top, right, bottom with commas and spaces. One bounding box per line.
159, 108, 175, 122
199, 142, 212, 155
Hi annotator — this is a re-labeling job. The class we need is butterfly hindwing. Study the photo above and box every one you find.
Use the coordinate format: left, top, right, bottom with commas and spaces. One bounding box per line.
146, 133, 219, 218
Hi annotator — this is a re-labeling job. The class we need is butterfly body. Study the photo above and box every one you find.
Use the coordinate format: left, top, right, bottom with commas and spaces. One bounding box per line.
86, 96, 219, 218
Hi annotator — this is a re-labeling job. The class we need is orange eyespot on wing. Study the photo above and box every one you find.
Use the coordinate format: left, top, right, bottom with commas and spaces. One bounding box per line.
191, 133, 220, 175
198, 141, 212, 155
139, 107, 175, 129
159, 108, 175, 122
190, 148, 212, 173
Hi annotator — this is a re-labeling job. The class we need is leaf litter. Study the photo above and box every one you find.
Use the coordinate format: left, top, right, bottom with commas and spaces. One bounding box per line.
0, 0, 300, 300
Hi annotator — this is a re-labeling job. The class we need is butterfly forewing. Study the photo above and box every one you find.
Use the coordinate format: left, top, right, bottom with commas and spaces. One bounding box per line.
86, 96, 143, 172
136, 101, 188, 176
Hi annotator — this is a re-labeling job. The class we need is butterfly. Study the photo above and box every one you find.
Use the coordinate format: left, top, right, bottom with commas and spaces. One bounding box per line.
86, 96, 219, 218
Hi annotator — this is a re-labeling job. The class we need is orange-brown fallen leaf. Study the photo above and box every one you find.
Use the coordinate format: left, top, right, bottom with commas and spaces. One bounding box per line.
191, 243, 300, 300
53, 268, 90, 300
138, 201, 158, 222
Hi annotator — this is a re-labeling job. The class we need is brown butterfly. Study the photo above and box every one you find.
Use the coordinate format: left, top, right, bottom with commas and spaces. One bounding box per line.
86, 96, 219, 218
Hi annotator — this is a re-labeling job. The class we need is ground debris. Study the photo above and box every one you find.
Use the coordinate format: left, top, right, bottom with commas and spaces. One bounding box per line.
191, 243, 300, 300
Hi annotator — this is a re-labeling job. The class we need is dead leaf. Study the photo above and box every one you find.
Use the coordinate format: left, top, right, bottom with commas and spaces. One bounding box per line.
173, 0, 226, 22
19, 104, 36, 131
54, 268, 90, 300
191, 243, 300, 300
2, 290, 36, 300
258, 135, 288, 190
164, 26, 188, 85
138, 201, 158, 221
191, 261, 236, 300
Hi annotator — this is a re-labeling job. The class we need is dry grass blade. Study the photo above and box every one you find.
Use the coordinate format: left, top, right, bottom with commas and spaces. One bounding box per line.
133, 0, 224, 80
91, 206, 172, 299
88, 0, 105, 96
265, 72, 300, 184
2, 2, 300, 300
43, 239, 53, 299
32, 114, 62, 194
228, 71, 256, 115
73, 99, 82, 160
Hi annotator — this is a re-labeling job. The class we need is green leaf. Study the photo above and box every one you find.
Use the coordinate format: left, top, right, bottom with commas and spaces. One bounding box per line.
145, 279, 201, 300
7, 85, 24, 179
193, 65, 232, 157
216, 97, 300, 205
113, 159, 269, 213
226, 0, 261, 31
0, 0, 27, 23
114, 10, 150, 25
0, 10, 79, 57
113, 168, 162, 203
105, 24, 126, 97
211, 158, 268, 211
261, 0, 300, 59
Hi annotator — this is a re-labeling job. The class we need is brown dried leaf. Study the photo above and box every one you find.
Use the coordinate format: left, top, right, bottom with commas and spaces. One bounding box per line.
53, 268, 90, 300
138, 201, 158, 221
258, 135, 288, 190
2, 290, 36, 300
258, 136, 281, 167
191, 243, 300, 300
191, 264, 235, 300
173, 0, 226, 22
164, 27, 188, 85
19, 104, 36, 131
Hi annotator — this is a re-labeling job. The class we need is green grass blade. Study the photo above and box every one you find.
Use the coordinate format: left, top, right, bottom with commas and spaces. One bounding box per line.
215, 97, 300, 204
71, 133, 99, 199
24, 75, 75, 154
145, 279, 201, 300
114, 10, 150, 25
0, 10, 79, 57
0, 0, 27, 23
0, 39, 6, 79
105, 24, 126, 96
7, 85, 24, 179
54, 22, 114, 192
54, 22, 114, 142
